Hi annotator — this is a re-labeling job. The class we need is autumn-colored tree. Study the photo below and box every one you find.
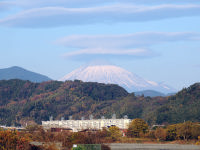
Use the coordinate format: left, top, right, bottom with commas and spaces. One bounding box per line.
177, 121, 193, 141
166, 124, 178, 141
0, 130, 30, 150
191, 123, 200, 139
25, 125, 49, 142
108, 126, 121, 141
127, 118, 149, 137
155, 127, 167, 141
98, 127, 110, 138
146, 130, 156, 139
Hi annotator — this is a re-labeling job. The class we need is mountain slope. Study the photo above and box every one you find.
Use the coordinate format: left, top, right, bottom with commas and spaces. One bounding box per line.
0, 66, 51, 82
151, 83, 200, 124
0, 79, 128, 125
60, 64, 175, 94
0, 79, 199, 126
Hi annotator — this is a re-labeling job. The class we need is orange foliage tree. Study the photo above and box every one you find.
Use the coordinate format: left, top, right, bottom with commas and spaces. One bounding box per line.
127, 118, 149, 137
155, 127, 167, 141
0, 130, 30, 150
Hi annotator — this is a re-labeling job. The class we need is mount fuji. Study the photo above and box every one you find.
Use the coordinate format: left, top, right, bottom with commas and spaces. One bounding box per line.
60, 63, 175, 94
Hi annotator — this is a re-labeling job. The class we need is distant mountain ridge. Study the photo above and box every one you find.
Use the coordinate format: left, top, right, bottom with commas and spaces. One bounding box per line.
0, 66, 51, 82
134, 90, 165, 97
60, 64, 176, 94
134, 90, 175, 97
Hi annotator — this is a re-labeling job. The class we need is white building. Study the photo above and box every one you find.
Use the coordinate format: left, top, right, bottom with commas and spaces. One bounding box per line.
42, 118, 131, 132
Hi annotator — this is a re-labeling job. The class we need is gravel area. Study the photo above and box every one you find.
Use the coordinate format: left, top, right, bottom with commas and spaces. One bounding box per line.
107, 143, 200, 150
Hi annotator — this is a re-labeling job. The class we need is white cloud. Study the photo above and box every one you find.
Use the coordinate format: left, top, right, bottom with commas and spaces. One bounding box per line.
1, 0, 200, 8
0, 4, 200, 27
57, 32, 200, 60
64, 48, 149, 57
0, 0, 106, 8
0, 2, 13, 12
56, 32, 200, 48
62, 48, 156, 60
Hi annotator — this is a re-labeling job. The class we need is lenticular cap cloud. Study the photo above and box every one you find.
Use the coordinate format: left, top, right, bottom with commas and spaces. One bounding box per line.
62, 48, 156, 61
58, 32, 200, 60
56, 32, 200, 48
0, 4, 200, 27
64, 48, 149, 57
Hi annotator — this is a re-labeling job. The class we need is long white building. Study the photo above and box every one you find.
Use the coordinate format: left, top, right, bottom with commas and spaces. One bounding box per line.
42, 118, 131, 132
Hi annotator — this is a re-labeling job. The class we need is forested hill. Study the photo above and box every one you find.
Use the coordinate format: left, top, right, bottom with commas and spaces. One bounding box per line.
152, 83, 200, 124
0, 79, 128, 105
0, 79, 199, 126
0, 79, 128, 125
0, 79, 62, 105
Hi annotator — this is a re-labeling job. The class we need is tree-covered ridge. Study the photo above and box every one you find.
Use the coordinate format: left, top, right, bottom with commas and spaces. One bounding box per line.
0, 79, 128, 125
60, 80, 128, 101
0, 80, 200, 126
153, 82, 200, 124
0, 79, 63, 105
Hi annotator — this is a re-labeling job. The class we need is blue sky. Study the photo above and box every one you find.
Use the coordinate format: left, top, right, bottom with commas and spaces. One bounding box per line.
0, 0, 200, 90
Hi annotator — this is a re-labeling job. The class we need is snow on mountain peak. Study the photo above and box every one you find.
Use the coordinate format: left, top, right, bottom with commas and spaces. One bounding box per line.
59, 64, 175, 93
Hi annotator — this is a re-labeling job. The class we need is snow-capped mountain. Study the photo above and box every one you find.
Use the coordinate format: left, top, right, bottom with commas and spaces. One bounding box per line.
60, 64, 175, 94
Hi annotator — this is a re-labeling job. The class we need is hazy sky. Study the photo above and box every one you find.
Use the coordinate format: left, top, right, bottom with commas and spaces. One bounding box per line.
0, 0, 200, 90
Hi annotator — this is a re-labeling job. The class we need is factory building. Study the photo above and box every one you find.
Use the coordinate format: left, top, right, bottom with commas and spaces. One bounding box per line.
42, 115, 131, 132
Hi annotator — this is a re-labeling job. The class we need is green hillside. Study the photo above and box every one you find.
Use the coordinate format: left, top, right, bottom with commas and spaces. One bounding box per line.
152, 83, 200, 124
0, 79, 199, 126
